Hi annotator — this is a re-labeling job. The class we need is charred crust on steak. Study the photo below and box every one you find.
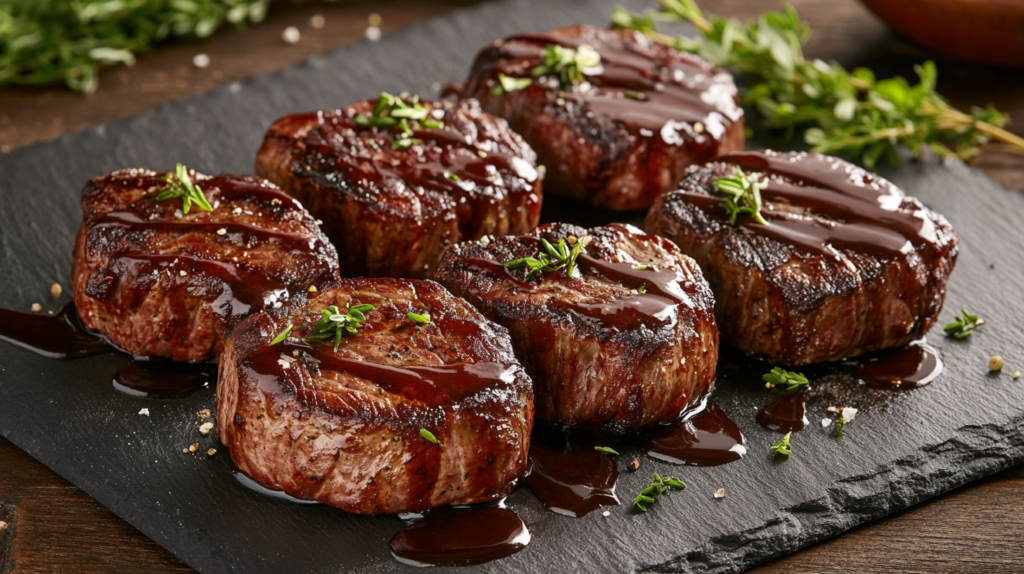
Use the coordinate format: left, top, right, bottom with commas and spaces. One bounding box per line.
457, 25, 745, 210
70, 168, 340, 362
432, 222, 718, 436
217, 278, 533, 514
255, 97, 543, 279
645, 150, 959, 366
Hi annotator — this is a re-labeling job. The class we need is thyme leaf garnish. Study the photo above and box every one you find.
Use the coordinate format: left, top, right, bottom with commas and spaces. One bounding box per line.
632, 473, 686, 512
155, 164, 212, 215
594, 446, 619, 456
770, 432, 792, 459
407, 312, 431, 325
269, 325, 292, 346
713, 166, 767, 225
420, 429, 440, 444
531, 44, 602, 88
943, 308, 982, 339
763, 367, 809, 392
504, 236, 590, 281
305, 303, 375, 351
355, 92, 441, 144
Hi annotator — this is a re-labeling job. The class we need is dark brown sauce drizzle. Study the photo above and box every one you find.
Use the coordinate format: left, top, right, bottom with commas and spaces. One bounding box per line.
390, 505, 530, 567
641, 402, 747, 466
524, 431, 619, 517
0, 302, 112, 359
855, 342, 942, 390
756, 392, 808, 432
112, 359, 211, 398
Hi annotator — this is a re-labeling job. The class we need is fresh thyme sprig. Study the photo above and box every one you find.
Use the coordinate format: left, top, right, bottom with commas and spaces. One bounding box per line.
632, 473, 686, 512
306, 303, 375, 351
611, 0, 1024, 166
943, 308, 982, 339
763, 367, 809, 391
155, 164, 212, 215
770, 432, 792, 459
713, 166, 767, 225
1, 0, 271, 93
354, 92, 443, 149
505, 236, 590, 281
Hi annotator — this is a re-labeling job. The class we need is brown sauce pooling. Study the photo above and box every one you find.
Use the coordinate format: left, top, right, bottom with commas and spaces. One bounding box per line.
390, 506, 530, 567
641, 402, 746, 466
524, 431, 619, 517
855, 342, 942, 390
243, 341, 516, 407
0, 302, 111, 359
112, 359, 211, 398
756, 392, 808, 432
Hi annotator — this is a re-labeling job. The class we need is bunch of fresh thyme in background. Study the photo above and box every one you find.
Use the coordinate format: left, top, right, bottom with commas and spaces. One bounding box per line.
612, 0, 1024, 167
0, 0, 271, 93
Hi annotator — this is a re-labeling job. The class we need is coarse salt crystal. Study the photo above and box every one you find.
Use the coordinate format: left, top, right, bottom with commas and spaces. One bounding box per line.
139, 408, 150, 416
199, 422, 214, 435
821, 417, 832, 428
713, 488, 725, 499
841, 407, 858, 422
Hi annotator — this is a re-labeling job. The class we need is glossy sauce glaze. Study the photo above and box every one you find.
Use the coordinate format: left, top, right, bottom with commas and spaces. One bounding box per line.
112, 359, 211, 398
756, 392, 808, 432
390, 505, 530, 567
524, 431, 619, 517
470, 27, 742, 159
0, 302, 111, 359
855, 342, 943, 390
641, 402, 747, 466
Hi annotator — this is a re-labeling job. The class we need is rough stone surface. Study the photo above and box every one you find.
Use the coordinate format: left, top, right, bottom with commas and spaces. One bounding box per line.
0, 0, 1023, 572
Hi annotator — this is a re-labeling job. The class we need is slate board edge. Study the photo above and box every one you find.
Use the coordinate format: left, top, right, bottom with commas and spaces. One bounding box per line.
644, 417, 1024, 573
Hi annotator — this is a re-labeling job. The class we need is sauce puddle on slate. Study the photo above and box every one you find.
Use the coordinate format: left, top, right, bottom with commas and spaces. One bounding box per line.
390, 504, 530, 567
0, 302, 112, 358
641, 402, 748, 466
756, 392, 808, 432
525, 431, 620, 517
113, 359, 212, 398
855, 342, 943, 390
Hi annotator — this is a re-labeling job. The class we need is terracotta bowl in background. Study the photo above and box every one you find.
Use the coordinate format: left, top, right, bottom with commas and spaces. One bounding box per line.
859, 0, 1024, 68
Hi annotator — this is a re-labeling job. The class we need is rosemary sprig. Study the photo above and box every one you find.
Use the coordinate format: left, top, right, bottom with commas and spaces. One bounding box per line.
0, 0, 271, 93
770, 432, 792, 459
943, 308, 982, 339
632, 473, 686, 512
505, 236, 590, 281
763, 367, 809, 391
612, 0, 1024, 167
155, 164, 212, 215
713, 166, 768, 225
354, 92, 442, 143
305, 304, 375, 351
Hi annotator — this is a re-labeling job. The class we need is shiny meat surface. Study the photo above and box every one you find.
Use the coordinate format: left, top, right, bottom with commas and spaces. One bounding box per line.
645, 151, 959, 365
217, 278, 533, 514
457, 25, 744, 210
71, 168, 339, 362
432, 222, 718, 436
256, 97, 542, 278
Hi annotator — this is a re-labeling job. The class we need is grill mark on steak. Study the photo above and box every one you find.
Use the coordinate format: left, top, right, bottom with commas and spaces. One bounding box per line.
71, 169, 339, 362
457, 25, 744, 210
645, 150, 959, 365
432, 222, 718, 436
255, 98, 543, 278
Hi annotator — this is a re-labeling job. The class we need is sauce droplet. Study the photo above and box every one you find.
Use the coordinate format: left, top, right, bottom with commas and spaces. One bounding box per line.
525, 431, 619, 517
854, 342, 942, 390
390, 506, 530, 567
0, 302, 111, 359
756, 392, 808, 432
113, 359, 211, 398
641, 402, 746, 466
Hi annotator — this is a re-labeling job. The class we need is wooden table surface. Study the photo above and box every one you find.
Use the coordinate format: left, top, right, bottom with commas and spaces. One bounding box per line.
1, 1, 1022, 572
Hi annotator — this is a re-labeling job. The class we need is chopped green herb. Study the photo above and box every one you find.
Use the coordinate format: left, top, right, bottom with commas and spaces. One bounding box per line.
713, 166, 767, 225
155, 164, 212, 215
269, 325, 292, 346
391, 137, 422, 150
834, 417, 846, 437
763, 367, 809, 392
594, 446, 619, 456
356, 92, 439, 144
611, 0, 1024, 166
944, 308, 982, 339
623, 91, 646, 100
770, 432, 792, 459
306, 303, 375, 351
407, 312, 431, 325
834, 407, 857, 437
491, 72, 534, 96
632, 473, 686, 512
505, 236, 590, 281
445, 172, 460, 181
637, 284, 647, 295
531, 44, 602, 88
419, 429, 440, 444
633, 265, 648, 270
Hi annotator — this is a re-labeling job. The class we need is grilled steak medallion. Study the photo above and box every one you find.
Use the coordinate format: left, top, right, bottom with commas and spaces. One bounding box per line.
217, 278, 533, 514
456, 25, 744, 211
256, 95, 542, 279
645, 151, 959, 366
432, 223, 718, 436
71, 168, 339, 362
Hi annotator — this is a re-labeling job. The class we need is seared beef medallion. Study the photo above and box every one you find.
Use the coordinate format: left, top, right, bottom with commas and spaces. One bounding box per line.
457, 25, 744, 210
256, 95, 542, 279
71, 168, 339, 362
645, 151, 959, 366
217, 278, 534, 514
432, 222, 718, 436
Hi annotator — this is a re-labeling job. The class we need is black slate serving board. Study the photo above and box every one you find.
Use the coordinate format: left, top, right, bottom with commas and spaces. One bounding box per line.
2, 0, 1023, 572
